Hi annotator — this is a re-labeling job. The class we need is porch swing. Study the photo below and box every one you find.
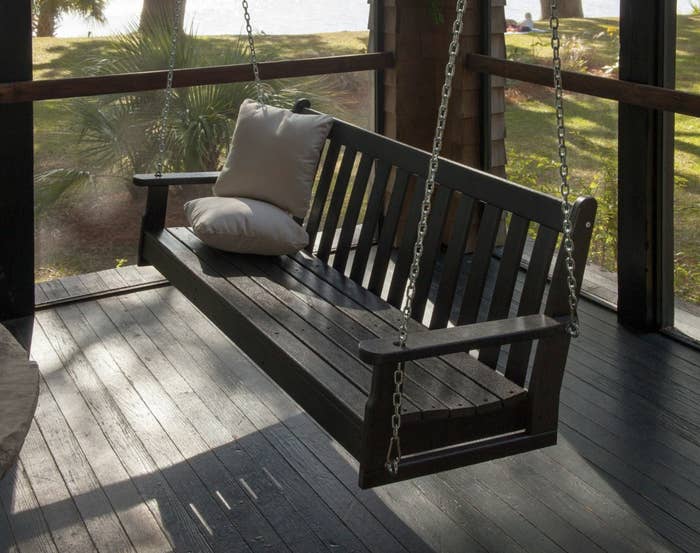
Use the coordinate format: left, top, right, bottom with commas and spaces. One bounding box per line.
133, 0, 597, 488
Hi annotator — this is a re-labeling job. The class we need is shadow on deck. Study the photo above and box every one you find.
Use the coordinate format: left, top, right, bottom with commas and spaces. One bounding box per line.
1, 266, 699, 553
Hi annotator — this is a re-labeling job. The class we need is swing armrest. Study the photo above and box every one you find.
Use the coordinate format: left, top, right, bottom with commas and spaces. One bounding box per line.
133, 172, 220, 187
358, 314, 566, 365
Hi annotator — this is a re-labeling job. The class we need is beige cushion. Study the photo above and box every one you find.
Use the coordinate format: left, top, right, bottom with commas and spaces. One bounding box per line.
185, 196, 309, 255
214, 99, 333, 218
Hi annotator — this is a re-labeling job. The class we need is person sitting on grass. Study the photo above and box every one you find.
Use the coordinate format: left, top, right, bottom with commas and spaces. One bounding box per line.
506, 12, 535, 32
518, 12, 535, 32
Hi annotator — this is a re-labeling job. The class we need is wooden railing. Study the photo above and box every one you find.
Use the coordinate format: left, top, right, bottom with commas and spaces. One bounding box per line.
0, 52, 394, 104
8, 50, 697, 118
466, 53, 700, 118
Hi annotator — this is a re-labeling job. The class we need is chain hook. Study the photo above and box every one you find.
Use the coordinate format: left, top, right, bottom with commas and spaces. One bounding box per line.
385, 436, 401, 476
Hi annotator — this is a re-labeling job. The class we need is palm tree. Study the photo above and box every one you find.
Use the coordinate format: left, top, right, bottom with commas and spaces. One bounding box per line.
140, 0, 186, 33
71, 20, 274, 176
34, 18, 316, 212
33, 0, 108, 37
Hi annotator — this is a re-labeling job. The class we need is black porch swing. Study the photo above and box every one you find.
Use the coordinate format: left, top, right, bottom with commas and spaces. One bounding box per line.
133, 0, 597, 488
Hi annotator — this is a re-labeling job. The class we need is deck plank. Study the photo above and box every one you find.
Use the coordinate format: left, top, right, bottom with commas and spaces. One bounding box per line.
0, 462, 58, 553
31, 324, 151, 553
34, 312, 216, 553
13, 256, 700, 553
561, 376, 700, 483
96, 293, 328, 553
131, 287, 374, 553
560, 423, 700, 542
47, 303, 253, 553
442, 462, 606, 553
19, 422, 96, 553
155, 286, 482, 553
0, 500, 20, 553
77, 298, 295, 553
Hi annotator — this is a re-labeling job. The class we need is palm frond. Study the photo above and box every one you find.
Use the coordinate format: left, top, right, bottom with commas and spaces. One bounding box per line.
35, 168, 93, 213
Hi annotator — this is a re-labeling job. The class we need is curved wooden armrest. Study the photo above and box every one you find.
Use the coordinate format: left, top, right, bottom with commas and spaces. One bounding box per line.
358, 314, 566, 365
133, 171, 220, 187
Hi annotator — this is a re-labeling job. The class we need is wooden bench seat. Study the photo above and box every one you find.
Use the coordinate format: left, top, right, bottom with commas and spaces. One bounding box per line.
144, 226, 530, 461
135, 102, 596, 487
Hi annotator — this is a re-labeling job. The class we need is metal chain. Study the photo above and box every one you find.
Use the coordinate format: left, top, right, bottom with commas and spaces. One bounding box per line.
549, 1, 580, 337
241, 0, 267, 105
385, 0, 468, 477
155, 0, 184, 178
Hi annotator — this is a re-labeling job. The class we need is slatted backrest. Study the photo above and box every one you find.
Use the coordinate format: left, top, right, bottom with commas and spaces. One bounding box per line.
302, 111, 597, 385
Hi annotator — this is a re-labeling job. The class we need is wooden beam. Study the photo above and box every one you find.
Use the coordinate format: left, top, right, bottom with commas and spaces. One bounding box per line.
478, 0, 492, 171
617, 0, 676, 330
465, 53, 700, 118
372, 0, 385, 134
0, 0, 34, 331
0, 52, 395, 104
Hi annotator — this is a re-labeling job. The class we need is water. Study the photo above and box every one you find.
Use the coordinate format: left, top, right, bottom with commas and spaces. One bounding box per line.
56, 0, 696, 37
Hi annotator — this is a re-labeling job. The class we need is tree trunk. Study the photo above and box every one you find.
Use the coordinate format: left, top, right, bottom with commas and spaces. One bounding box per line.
35, 3, 57, 37
140, 0, 186, 32
540, 0, 583, 18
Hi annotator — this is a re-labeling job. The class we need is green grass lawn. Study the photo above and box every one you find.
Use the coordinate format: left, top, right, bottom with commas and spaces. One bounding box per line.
32, 31, 373, 281
31, 19, 699, 307
504, 15, 700, 305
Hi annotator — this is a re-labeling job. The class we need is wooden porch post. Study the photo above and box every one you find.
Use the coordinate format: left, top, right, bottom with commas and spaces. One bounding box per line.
0, 0, 34, 344
381, 0, 506, 170
617, 0, 676, 330
381, 0, 507, 246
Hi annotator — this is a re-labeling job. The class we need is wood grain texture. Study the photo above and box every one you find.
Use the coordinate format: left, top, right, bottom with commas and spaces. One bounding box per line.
11, 286, 700, 552
466, 53, 700, 118
0, 53, 395, 104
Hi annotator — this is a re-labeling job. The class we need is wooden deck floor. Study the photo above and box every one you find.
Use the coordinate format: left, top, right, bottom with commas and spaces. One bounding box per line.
2, 266, 700, 553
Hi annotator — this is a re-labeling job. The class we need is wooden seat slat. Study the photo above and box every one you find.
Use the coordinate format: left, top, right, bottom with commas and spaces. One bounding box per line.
176, 227, 514, 419
286, 253, 525, 411
150, 230, 368, 418
172, 228, 453, 420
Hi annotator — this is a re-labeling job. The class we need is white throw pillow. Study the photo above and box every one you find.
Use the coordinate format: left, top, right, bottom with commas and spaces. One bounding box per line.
214, 99, 333, 219
185, 196, 309, 256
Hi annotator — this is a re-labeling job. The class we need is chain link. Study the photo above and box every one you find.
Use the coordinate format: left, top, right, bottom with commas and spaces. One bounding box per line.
386, 0, 581, 478
385, 0, 468, 477
241, 0, 267, 105
155, 0, 183, 178
549, 1, 580, 337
